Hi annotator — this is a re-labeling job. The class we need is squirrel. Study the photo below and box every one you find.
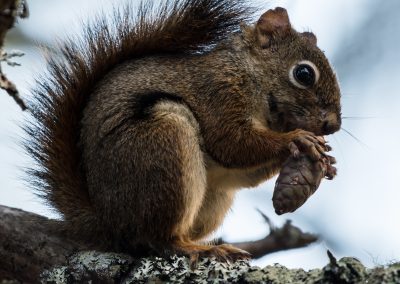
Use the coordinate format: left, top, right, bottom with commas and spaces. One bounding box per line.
26, 0, 341, 262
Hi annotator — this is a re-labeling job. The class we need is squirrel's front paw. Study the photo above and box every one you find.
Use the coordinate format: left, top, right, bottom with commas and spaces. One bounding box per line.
287, 129, 330, 161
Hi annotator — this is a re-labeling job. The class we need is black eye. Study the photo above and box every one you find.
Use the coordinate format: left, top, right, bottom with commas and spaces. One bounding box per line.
289, 61, 320, 89
293, 64, 316, 87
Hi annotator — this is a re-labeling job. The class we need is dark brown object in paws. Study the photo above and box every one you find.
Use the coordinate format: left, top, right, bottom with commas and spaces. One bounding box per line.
273, 153, 336, 215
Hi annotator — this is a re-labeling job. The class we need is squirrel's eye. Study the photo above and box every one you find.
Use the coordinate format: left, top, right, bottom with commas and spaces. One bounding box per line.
294, 65, 315, 86
289, 61, 320, 89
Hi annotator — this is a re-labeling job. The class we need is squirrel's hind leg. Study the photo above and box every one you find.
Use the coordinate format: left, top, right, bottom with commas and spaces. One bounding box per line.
82, 99, 207, 251
138, 101, 250, 263
127, 101, 208, 247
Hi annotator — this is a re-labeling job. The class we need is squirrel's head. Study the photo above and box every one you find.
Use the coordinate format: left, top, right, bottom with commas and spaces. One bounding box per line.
241, 7, 341, 136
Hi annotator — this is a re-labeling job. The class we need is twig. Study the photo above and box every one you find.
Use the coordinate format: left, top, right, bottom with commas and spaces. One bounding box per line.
218, 210, 318, 259
0, 0, 28, 111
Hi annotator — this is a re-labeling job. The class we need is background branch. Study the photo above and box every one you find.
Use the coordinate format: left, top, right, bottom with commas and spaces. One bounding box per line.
0, 0, 28, 111
217, 210, 318, 259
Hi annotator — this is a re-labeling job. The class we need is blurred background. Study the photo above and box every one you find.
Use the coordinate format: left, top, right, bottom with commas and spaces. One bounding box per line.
1, 0, 399, 270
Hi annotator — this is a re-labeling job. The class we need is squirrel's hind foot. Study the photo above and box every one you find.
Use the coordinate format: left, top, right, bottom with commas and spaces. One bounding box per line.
171, 240, 251, 269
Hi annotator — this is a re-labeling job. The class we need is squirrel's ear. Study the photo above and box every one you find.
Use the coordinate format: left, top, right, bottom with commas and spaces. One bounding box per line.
256, 7, 291, 48
301, 32, 317, 46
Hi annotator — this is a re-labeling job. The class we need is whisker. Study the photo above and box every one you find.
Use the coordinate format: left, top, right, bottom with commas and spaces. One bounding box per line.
341, 128, 368, 148
341, 92, 362, 96
331, 134, 347, 167
342, 116, 377, 120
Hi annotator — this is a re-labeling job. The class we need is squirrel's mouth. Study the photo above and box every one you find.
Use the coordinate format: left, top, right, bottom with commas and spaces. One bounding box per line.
273, 113, 340, 136
267, 94, 330, 135
267, 94, 282, 131
267, 94, 297, 133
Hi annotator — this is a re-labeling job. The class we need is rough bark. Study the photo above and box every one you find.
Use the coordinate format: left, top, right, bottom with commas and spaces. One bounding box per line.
39, 251, 400, 283
0, 206, 82, 283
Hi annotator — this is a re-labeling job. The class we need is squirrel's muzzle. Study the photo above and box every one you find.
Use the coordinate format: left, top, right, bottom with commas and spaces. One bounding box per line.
321, 113, 341, 135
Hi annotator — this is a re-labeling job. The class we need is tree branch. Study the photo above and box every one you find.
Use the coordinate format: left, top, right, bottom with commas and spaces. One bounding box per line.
0, 0, 28, 111
217, 210, 318, 259
0, 205, 82, 283
0, 205, 316, 282
1, 205, 399, 283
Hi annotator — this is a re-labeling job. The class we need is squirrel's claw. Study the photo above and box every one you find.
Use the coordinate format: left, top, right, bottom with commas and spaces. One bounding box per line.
289, 131, 327, 161
173, 241, 250, 269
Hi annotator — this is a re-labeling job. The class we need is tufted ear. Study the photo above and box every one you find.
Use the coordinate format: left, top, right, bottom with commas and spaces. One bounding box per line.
256, 7, 291, 48
301, 32, 317, 46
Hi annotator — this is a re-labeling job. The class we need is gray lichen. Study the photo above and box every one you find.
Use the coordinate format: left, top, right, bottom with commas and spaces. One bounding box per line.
126, 255, 251, 283
41, 251, 134, 283
41, 251, 400, 283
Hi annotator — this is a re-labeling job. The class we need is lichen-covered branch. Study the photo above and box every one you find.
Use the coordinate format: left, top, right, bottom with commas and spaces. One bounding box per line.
0, 205, 315, 282
0, 0, 28, 111
1, 205, 400, 283
42, 251, 400, 283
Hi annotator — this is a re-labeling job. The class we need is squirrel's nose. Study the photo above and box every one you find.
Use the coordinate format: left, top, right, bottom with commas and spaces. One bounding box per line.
322, 114, 341, 135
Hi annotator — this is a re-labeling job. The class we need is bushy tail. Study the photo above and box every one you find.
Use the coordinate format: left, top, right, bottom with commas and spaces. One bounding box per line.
25, 0, 253, 244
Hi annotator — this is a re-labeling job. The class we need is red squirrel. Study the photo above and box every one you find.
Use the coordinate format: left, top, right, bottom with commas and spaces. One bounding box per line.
26, 0, 341, 261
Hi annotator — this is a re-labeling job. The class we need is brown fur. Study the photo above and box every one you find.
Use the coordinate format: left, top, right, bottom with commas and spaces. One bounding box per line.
25, 1, 341, 260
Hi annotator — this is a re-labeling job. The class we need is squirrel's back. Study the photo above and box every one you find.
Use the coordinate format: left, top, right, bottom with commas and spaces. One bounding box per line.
25, 0, 253, 247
